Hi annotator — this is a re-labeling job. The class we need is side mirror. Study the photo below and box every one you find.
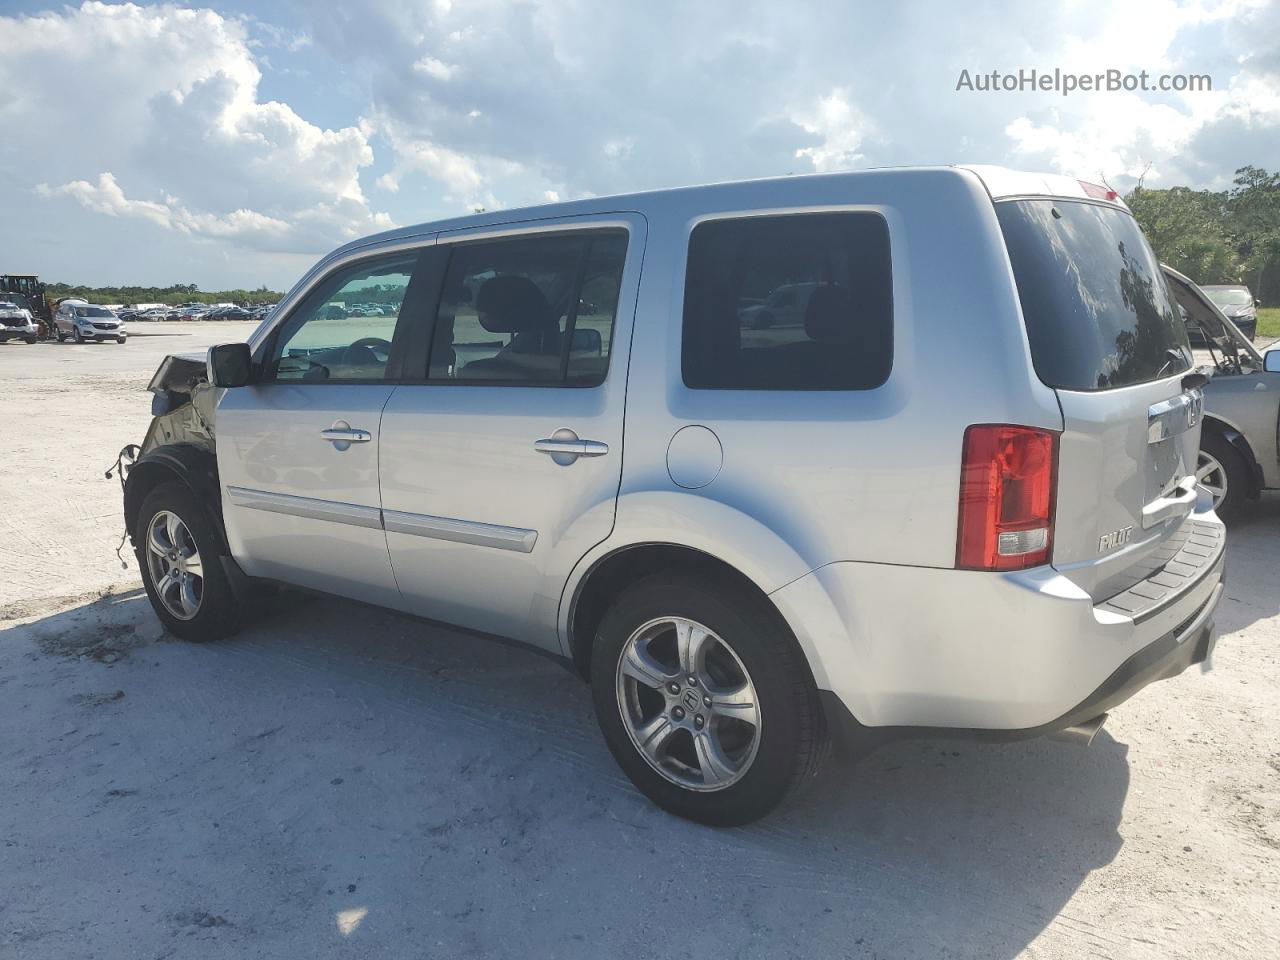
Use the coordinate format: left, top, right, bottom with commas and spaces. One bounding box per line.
1264, 349, 1280, 374
207, 342, 253, 387
571, 327, 603, 356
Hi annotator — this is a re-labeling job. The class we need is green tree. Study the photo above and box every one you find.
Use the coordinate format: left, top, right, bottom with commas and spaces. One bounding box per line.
1126, 166, 1280, 303
1227, 165, 1280, 299
1125, 184, 1238, 283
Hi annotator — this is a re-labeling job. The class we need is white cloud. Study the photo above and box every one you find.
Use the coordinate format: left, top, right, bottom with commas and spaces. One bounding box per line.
0, 1, 391, 273
37, 173, 293, 244
412, 56, 458, 81
793, 89, 872, 173
2, 0, 1278, 289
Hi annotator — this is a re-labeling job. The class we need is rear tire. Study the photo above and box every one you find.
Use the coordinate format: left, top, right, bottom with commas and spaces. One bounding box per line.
1198, 432, 1250, 520
590, 572, 823, 826
135, 482, 241, 641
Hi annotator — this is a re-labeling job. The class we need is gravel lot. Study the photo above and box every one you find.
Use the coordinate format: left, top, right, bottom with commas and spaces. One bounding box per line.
1, 323, 1277, 959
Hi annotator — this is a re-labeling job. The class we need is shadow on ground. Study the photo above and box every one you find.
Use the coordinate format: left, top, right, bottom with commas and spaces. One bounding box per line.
1213, 492, 1280, 635
1, 583, 1136, 960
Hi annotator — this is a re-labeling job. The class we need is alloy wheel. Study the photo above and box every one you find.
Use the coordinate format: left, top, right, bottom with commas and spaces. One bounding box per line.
1196, 450, 1228, 510
615, 616, 761, 792
145, 510, 204, 620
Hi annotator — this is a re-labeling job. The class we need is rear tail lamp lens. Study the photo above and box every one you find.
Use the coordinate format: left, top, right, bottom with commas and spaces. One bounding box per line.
957, 424, 1058, 571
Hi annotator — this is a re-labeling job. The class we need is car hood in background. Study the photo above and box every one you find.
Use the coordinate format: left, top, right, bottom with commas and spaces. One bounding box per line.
1162, 264, 1263, 363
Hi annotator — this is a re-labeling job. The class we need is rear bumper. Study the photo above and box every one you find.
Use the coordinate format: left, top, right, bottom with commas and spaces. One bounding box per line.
819, 575, 1221, 754
770, 507, 1226, 738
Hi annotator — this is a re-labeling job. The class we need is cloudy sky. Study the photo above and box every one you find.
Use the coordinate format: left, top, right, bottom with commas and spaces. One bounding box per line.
1, 0, 1277, 291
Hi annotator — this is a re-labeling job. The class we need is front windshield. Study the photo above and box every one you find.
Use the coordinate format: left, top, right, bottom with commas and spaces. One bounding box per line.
1205, 288, 1252, 306
75, 307, 115, 317
1, 293, 30, 309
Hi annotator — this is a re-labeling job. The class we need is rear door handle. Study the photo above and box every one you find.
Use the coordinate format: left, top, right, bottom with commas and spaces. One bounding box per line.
322, 420, 371, 451
534, 429, 608, 464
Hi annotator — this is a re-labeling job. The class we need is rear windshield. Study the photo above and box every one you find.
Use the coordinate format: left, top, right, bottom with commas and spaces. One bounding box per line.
1204, 288, 1252, 306
996, 199, 1192, 391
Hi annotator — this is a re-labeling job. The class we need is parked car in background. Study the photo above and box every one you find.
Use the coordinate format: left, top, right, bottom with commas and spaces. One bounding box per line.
1199, 285, 1259, 341
1164, 266, 1280, 517
0, 297, 38, 344
53, 301, 127, 343
735, 281, 822, 329
122, 166, 1224, 825
208, 306, 254, 321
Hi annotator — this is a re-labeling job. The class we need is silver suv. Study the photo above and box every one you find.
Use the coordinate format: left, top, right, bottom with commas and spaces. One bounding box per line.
121, 166, 1225, 824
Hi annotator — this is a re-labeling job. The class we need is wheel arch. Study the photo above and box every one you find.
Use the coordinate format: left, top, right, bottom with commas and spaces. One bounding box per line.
564, 541, 817, 687
124, 444, 225, 550
1202, 414, 1263, 498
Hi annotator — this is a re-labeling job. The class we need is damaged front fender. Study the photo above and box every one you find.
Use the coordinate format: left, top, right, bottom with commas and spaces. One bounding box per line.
122, 351, 223, 547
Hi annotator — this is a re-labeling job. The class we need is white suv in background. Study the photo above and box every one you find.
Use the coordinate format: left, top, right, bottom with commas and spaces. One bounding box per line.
0, 298, 38, 344
54, 300, 127, 343
121, 166, 1224, 824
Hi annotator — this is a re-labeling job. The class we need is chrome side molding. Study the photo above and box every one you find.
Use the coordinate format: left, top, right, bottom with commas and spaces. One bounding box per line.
225, 486, 383, 530
227, 485, 537, 552
383, 509, 537, 553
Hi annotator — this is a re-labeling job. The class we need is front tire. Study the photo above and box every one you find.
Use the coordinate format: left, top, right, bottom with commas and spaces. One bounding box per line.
135, 482, 240, 641
591, 573, 822, 825
73, 328, 84, 344
1198, 432, 1250, 519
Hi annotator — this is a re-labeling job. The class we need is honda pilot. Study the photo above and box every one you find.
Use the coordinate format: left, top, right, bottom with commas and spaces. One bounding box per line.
120, 166, 1224, 824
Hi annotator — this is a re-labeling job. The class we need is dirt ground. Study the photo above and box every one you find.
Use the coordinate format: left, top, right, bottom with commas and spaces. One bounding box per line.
1, 323, 1277, 959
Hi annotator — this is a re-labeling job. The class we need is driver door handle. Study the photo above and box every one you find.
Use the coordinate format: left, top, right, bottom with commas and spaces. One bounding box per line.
321, 428, 371, 442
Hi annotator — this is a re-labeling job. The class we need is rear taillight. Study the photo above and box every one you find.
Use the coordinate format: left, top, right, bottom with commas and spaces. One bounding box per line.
956, 424, 1059, 571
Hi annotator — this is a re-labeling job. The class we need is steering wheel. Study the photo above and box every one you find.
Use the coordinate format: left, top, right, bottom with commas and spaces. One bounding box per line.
342, 336, 392, 367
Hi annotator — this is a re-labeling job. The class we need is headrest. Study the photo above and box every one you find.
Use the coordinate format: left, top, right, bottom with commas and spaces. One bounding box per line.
475, 275, 554, 333
804, 284, 855, 343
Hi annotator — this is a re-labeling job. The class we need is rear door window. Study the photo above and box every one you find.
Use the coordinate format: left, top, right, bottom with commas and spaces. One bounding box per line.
996, 200, 1192, 391
681, 212, 893, 391
427, 229, 627, 386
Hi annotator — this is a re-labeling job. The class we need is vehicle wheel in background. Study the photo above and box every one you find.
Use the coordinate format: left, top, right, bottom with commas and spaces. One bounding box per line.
1198, 432, 1249, 519
590, 572, 823, 825
135, 482, 242, 642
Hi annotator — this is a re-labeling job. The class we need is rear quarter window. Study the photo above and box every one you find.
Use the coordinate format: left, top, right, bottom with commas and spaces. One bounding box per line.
681, 212, 893, 391
996, 199, 1192, 391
